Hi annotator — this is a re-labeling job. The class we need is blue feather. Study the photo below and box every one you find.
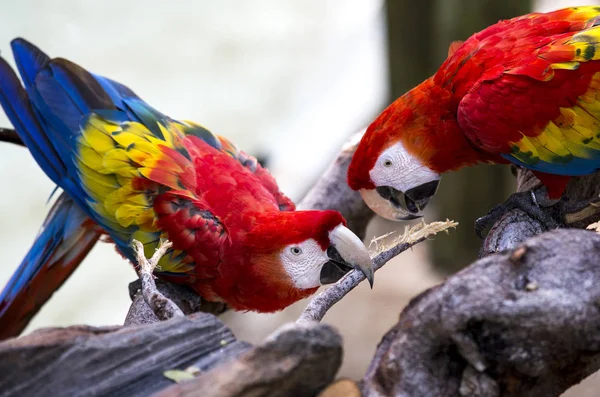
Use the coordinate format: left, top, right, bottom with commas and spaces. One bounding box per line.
0, 59, 64, 184
0, 193, 100, 339
10, 38, 50, 88
502, 153, 600, 175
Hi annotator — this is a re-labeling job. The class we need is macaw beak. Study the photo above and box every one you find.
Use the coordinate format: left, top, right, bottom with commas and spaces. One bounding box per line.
320, 225, 374, 287
359, 180, 440, 221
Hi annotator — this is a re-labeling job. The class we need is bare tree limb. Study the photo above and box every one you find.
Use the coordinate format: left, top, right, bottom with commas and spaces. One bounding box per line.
297, 220, 457, 324
361, 168, 600, 396
132, 239, 183, 321
481, 169, 600, 256
152, 321, 343, 397
362, 229, 600, 397
0, 127, 22, 146
0, 313, 250, 397
297, 130, 373, 239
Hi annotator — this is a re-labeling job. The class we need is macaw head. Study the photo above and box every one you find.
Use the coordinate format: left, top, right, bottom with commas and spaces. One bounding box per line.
246, 209, 374, 293
347, 98, 442, 221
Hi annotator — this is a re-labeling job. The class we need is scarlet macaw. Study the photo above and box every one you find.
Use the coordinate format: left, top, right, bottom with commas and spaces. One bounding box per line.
0, 39, 373, 339
348, 6, 600, 234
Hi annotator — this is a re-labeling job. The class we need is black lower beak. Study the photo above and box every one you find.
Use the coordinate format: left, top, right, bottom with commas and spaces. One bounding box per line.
319, 246, 353, 284
376, 181, 439, 218
405, 180, 439, 211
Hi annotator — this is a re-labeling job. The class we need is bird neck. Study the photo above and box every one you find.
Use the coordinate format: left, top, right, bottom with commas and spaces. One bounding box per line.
401, 77, 498, 173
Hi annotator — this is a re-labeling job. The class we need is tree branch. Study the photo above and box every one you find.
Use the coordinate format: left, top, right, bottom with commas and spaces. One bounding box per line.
361, 168, 600, 396
297, 130, 373, 239
361, 229, 600, 397
0, 313, 250, 397
131, 239, 184, 321
481, 168, 600, 256
297, 220, 457, 324
0, 127, 22, 146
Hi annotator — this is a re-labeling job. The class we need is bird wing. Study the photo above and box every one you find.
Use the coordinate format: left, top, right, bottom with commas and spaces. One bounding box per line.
454, 7, 600, 176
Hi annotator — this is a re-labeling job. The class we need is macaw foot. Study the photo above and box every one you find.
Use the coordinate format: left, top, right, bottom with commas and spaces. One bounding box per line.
474, 187, 565, 239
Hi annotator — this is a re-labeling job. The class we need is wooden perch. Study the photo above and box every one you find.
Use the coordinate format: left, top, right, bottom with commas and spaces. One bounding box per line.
361, 229, 600, 397
0, 312, 342, 397
481, 168, 600, 255
0, 313, 251, 397
153, 321, 342, 397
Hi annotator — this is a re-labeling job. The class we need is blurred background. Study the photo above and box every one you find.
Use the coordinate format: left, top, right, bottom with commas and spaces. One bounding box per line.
0, 0, 597, 395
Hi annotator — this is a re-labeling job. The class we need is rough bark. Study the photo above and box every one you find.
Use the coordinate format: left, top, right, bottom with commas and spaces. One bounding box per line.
481, 169, 600, 256
0, 313, 342, 397
0, 313, 250, 397
152, 322, 342, 397
362, 229, 600, 397
125, 279, 227, 326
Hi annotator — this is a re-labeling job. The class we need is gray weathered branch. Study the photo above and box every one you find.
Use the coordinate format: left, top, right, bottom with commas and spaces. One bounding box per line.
0, 313, 251, 397
298, 220, 457, 323
362, 229, 600, 397
297, 130, 373, 239
0, 312, 342, 397
361, 167, 600, 397
481, 168, 600, 255
152, 321, 342, 397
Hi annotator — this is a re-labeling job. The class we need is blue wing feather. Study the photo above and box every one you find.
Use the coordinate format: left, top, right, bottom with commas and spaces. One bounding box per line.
0, 193, 100, 339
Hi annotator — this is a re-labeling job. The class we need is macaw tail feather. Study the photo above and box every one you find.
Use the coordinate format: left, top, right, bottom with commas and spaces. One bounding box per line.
0, 193, 101, 340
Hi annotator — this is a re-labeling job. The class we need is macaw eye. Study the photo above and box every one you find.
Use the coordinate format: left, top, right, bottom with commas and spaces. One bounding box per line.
383, 159, 393, 167
290, 246, 302, 256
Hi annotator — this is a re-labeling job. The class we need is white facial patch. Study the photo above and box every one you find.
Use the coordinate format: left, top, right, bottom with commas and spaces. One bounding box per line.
279, 239, 329, 289
369, 141, 440, 193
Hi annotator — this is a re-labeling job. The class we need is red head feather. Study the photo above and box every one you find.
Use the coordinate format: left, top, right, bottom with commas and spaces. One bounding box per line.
246, 209, 345, 252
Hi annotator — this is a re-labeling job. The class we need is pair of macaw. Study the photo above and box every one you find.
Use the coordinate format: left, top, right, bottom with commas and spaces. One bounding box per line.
2, 6, 600, 339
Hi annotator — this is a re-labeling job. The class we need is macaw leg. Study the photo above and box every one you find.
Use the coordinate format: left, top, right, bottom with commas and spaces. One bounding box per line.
474, 187, 565, 239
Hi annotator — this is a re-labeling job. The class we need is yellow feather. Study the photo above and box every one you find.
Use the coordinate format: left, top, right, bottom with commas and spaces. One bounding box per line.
570, 26, 600, 62
510, 135, 539, 164
78, 170, 118, 200
80, 123, 116, 153
550, 61, 580, 70
529, 135, 572, 163
115, 204, 148, 227
124, 141, 162, 164
87, 114, 122, 134
78, 145, 106, 172
103, 149, 137, 177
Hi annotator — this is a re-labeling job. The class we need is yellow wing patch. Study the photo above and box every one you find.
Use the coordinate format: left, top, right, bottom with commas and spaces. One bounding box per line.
76, 114, 189, 233
509, 72, 600, 165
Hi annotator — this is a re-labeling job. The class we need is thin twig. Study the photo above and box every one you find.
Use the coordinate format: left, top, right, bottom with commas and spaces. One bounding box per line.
0, 127, 23, 146
131, 239, 184, 321
297, 220, 458, 323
